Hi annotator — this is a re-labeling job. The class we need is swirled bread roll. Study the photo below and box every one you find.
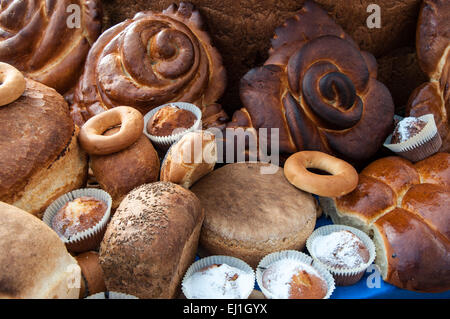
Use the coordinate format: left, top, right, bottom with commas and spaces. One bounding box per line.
232, 0, 395, 166
71, 2, 226, 126
0, 0, 102, 94
406, 0, 449, 152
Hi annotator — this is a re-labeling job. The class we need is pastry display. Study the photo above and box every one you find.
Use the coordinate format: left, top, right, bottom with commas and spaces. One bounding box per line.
191, 162, 320, 268
75, 251, 107, 298
51, 196, 107, 239
0, 0, 102, 94
99, 182, 204, 299
0, 64, 88, 218
284, 151, 359, 197
320, 153, 450, 292
406, 0, 449, 152
227, 0, 394, 166
0, 201, 81, 298
306, 225, 376, 286
43, 188, 112, 253
70, 2, 226, 126
160, 130, 217, 189
147, 105, 198, 137
79, 106, 160, 209
257, 250, 334, 299
384, 114, 442, 162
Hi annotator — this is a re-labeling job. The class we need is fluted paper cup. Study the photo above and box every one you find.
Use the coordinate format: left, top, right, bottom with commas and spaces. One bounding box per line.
182, 255, 255, 299
256, 250, 335, 299
384, 114, 442, 162
143, 102, 202, 151
43, 188, 112, 253
306, 224, 376, 286
85, 292, 138, 299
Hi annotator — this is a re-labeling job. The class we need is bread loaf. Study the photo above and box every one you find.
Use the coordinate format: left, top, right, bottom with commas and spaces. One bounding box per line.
0, 78, 88, 217
232, 0, 394, 166
0, 0, 102, 94
321, 153, 450, 292
0, 202, 81, 299
71, 2, 226, 126
406, 0, 450, 152
99, 182, 204, 298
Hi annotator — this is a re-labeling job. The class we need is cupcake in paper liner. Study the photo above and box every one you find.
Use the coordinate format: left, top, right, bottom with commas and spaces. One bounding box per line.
182, 255, 255, 299
43, 188, 112, 254
306, 224, 376, 286
85, 292, 139, 299
256, 250, 335, 299
144, 102, 202, 151
383, 114, 442, 162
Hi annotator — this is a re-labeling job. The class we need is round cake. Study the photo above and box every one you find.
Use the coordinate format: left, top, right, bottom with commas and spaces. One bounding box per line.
190, 162, 320, 267
261, 259, 328, 299
391, 117, 427, 144
147, 105, 197, 136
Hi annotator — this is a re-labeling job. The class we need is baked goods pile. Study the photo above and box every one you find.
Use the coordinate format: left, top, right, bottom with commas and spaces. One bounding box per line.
0, 0, 449, 299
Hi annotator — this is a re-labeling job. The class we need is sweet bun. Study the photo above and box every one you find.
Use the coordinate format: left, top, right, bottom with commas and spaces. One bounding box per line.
0, 201, 81, 299
0, 77, 88, 217
99, 182, 204, 298
322, 153, 450, 292
160, 130, 217, 188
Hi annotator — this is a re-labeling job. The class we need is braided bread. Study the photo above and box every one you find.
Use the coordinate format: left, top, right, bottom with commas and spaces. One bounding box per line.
0, 0, 102, 94
71, 2, 226, 126
406, 0, 449, 152
321, 153, 450, 292
232, 0, 394, 166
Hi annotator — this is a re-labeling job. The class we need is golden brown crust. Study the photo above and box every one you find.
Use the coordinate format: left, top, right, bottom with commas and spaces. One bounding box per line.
334, 153, 450, 292
75, 251, 106, 298
99, 182, 203, 298
71, 2, 226, 126
147, 106, 197, 137
0, 0, 102, 94
191, 162, 318, 268
238, 0, 394, 165
0, 78, 89, 215
0, 201, 80, 299
90, 130, 160, 210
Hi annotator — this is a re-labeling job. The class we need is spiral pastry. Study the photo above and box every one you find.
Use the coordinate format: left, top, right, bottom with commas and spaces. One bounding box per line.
71, 2, 226, 126
407, 0, 449, 152
0, 0, 102, 94
236, 0, 394, 165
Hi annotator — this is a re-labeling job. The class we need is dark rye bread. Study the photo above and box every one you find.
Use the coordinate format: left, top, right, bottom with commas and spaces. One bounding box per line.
102, 0, 422, 112
99, 182, 204, 299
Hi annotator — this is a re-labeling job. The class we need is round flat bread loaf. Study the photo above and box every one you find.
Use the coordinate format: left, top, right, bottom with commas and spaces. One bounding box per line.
191, 162, 320, 267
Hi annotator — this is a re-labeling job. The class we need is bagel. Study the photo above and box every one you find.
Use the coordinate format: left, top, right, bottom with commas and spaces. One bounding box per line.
79, 107, 144, 155
0, 62, 26, 107
284, 151, 359, 197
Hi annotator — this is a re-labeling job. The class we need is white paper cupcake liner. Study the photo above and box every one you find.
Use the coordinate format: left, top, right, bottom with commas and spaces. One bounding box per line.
85, 292, 139, 299
182, 255, 255, 299
383, 114, 440, 154
42, 188, 112, 253
306, 224, 376, 286
256, 250, 335, 299
143, 102, 202, 149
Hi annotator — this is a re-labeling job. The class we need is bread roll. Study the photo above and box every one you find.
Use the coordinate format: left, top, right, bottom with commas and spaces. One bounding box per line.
0, 78, 88, 217
99, 182, 204, 298
191, 162, 320, 268
0, 202, 81, 299
160, 131, 217, 188
321, 153, 450, 292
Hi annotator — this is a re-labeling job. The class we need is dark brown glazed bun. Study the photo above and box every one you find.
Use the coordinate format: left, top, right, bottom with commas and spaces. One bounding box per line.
52, 196, 107, 239
390, 117, 427, 144
230, 0, 394, 166
147, 105, 197, 136
71, 2, 226, 126
0, 0, 102, 94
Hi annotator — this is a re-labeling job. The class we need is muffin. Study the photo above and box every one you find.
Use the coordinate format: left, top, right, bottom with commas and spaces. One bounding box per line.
384, 114, 442, 162
147, 105, 197, 137
261, 259, 328, 299
52, 197, 107, 239
307, 225, 376, 286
